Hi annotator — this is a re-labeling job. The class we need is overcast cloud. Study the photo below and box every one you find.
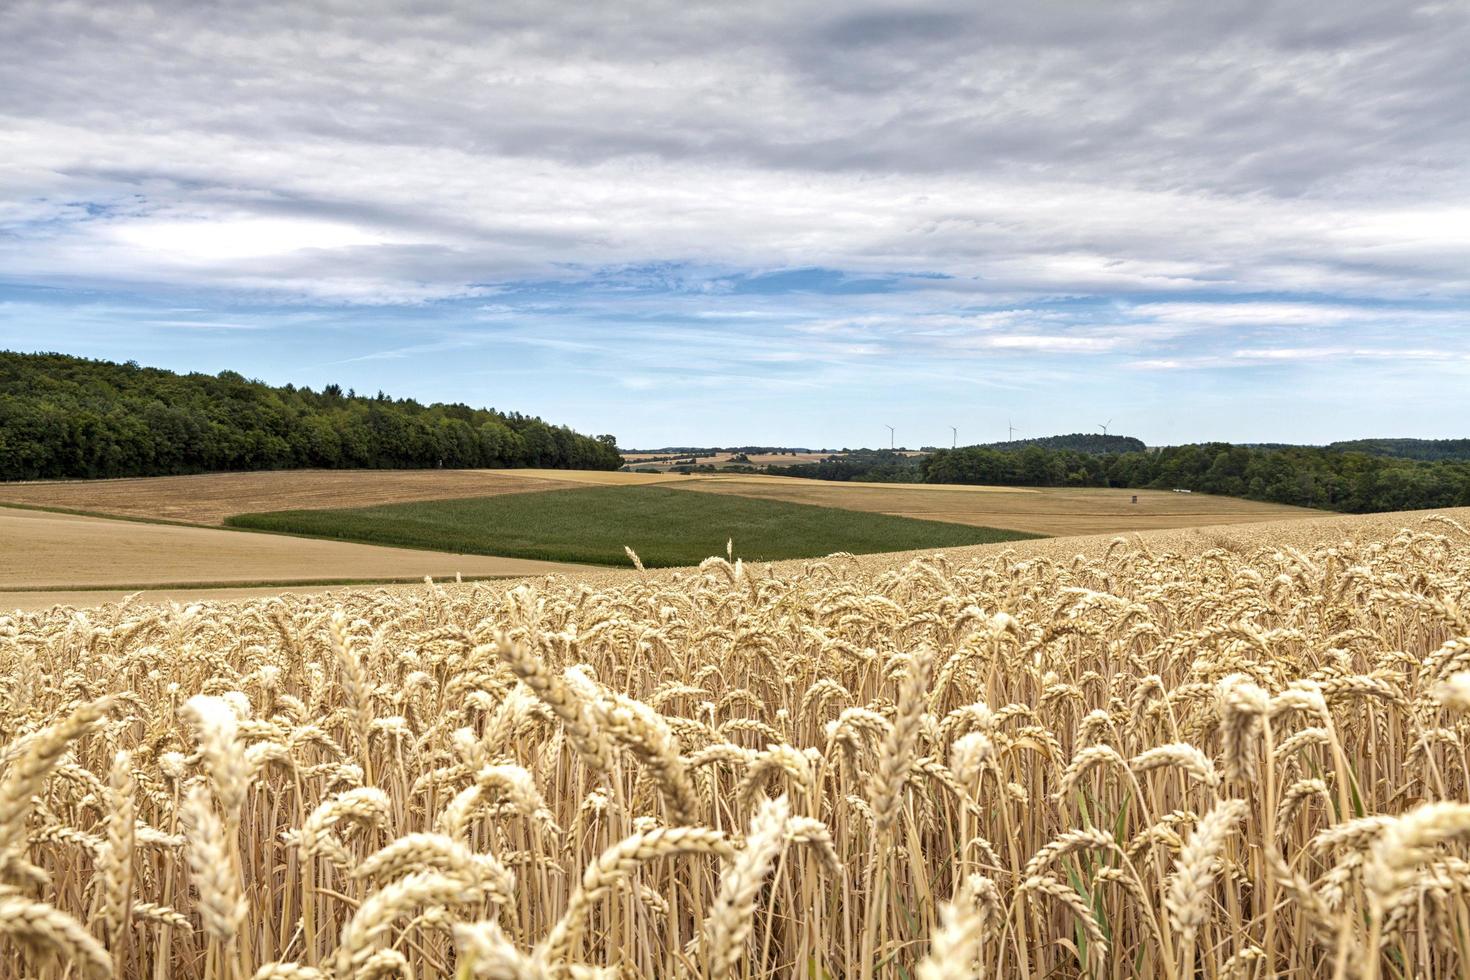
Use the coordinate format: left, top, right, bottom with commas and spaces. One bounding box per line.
1, 0, 1467, 446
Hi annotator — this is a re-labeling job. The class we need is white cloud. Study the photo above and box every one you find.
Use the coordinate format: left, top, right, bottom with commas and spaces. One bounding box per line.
0, 0, 1464, 305
964, 334, 1123, 353
107, 218, 392, 262
1131, 301, 1465, 330
1233, 346, 1460, 362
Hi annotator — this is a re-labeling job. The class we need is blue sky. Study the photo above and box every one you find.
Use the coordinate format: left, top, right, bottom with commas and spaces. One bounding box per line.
2, 1, 1467, 448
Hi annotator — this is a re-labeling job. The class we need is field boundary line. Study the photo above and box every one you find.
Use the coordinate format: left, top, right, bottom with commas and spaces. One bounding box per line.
0, 574, 538, 594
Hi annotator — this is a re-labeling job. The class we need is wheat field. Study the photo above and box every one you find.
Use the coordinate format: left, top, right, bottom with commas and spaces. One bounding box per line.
3, 513, 1470, 979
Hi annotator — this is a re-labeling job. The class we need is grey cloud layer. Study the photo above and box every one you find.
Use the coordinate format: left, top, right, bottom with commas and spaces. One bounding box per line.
1, 0, 1467, 305
8, 1, 1465, 184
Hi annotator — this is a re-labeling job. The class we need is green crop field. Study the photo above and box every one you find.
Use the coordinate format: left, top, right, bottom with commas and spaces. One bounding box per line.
225, 484, 1040, 567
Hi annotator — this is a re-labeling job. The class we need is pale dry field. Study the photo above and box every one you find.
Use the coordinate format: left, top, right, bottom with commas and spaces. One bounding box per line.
740, 452, 829, 466
0, 506, 588, 594
2, 507, 1468, 979
482, 469, 686, 487
618, 452, 708, 464
0, 470, 580, 526
673, 475, 1320, 536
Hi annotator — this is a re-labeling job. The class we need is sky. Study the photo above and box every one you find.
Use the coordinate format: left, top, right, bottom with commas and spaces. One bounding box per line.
1, 1, 1467, 449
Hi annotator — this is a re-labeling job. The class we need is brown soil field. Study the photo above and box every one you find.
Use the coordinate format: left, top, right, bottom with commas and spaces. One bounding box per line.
668, 474, 1321, 536
0, 505, 588, 598
0, 469, 578, 525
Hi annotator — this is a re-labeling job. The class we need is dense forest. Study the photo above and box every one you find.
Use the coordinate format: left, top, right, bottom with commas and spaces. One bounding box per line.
765, 450, 925, 483
0, 352, 623, 480
974, 433, 1147, 454
625, 445, 816, 455
769, 443, 1470, 513
1326, 438, 1470, 461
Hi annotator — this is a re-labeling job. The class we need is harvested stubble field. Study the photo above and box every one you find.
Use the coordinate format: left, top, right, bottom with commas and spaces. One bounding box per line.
670, 476, 1321, 537
0, 470, 583, 527
0, 506, 587, 594
3, 507, 1470, 979
484, 471, 687, 488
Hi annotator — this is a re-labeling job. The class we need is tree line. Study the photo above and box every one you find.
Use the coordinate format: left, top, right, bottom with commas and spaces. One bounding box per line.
972, 433, 1147, 454
1326, 438, 1470, 461
0, 352, 623, 480
770, 444, 1470, 513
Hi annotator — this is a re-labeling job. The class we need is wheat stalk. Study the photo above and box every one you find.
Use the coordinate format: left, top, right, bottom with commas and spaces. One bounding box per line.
1167, 797, 1247, 959
704, 795, 792, 979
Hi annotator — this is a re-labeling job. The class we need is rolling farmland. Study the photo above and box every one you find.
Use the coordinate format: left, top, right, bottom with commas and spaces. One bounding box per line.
0, 467, 1329, 609
0, 468, 1318, 536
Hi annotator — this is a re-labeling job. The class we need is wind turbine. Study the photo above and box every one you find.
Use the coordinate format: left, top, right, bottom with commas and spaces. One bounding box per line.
1008, 420, 1019, 442
1098, 419, 1113, 436
950, 426, 957, 449
885, 425, 894, 450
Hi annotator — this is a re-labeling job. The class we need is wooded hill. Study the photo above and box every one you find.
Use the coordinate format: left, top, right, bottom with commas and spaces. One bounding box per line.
975, 433, 1147, 454
917, 443, 1470, 511
768, 442, 1470, 513
0, 351, 622, 480
1326, 438, 1470, 461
